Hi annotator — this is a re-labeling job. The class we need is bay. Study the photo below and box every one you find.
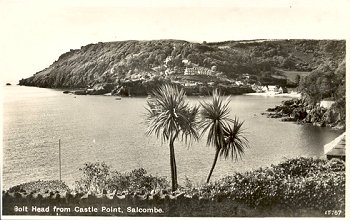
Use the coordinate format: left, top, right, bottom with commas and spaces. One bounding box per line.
2, 86, 342, 189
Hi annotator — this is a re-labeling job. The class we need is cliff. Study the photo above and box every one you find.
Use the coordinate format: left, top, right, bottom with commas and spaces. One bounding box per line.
18, 40, 345, 95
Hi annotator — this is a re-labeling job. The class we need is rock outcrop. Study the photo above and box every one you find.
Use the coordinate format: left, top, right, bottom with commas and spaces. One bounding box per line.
263, 98, 346, 129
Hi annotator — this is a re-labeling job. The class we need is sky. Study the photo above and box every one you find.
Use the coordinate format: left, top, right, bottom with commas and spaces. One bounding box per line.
0, 0, 349, 83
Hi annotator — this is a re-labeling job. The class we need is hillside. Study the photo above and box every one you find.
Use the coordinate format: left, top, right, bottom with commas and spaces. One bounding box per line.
19, 39, 345, 95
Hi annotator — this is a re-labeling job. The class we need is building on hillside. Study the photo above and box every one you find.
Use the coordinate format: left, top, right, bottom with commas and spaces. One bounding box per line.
262, 86, 268, 93
261, 85, 284, 94
267, 85, 278, 93
183, 82, 197, 87
184, 67, 197, 75
278, 87, 284, 94
320, 100, 335, 109
184, 66, 214, 76
235, 81, 244, 86
251, 84, 264, 92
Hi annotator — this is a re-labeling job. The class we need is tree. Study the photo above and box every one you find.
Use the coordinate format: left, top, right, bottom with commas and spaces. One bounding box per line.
298, 62, 341, 104
200, 90, 248, 183
282, 56, 295, 69
294, 74, 301, 85
145, 84, 199, 191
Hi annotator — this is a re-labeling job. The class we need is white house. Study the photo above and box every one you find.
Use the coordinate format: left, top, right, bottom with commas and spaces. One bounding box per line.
235, 81, 244, 86
320, 100, 335, 109
262, 86, 268, 92
267, 85, 278, 92
278, 87, 284, 94
184, 66, 214, 76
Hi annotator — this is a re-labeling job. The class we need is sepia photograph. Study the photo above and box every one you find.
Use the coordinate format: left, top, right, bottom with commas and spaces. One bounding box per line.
1, 0, 348, 218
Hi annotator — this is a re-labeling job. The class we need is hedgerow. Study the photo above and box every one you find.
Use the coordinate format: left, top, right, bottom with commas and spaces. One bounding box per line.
193, 157, 345, 211
72, 157, 344, 212
74, 162, 169, 194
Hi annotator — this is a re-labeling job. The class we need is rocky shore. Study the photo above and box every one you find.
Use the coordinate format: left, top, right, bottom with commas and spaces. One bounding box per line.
61, 81, 254, 97
262, 98, 346, 129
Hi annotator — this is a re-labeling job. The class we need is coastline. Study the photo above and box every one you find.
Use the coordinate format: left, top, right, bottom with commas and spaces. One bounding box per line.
244, 92, 301, 98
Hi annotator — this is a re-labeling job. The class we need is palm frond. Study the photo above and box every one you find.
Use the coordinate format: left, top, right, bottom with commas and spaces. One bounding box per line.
220, 117, 249, 161
199, 89, 233, 149
145, 84, 199, 144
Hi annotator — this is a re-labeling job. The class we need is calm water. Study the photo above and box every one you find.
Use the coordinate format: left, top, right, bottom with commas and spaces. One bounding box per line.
3, 86, 343, 189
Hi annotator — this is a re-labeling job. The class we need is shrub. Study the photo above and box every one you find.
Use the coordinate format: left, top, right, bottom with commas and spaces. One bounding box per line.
106, 168, 169, 193
8, 180, 70, 194
189, 157, 345, 211
75, 162, 169, 194
74, 158, 344, 212
75, 162, 110, 193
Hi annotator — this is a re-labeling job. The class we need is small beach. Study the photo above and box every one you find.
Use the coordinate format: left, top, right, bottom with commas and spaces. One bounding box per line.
245, 92, 301, 98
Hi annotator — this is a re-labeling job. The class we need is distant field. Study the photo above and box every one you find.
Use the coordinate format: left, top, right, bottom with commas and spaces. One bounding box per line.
275, 69, 311, 83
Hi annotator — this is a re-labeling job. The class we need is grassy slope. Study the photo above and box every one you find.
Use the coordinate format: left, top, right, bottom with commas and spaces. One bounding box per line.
18, 40, 345, 89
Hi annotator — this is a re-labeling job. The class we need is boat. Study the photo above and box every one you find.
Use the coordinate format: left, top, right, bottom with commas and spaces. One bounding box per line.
115, 96, 122, 100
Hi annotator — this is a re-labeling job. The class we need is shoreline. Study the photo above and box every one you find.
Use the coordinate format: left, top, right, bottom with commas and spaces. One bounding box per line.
11, 85, 301, 98
245, 92, 301, 98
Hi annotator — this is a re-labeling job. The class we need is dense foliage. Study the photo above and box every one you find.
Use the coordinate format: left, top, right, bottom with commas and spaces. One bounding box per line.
19, 40, 345, 89
72, 157, 345, 213
7, 180, 70, 194
190, 157, 345, 211
7, 157, 344, 216
299, 59, 346, 104
74, 162, 169, 194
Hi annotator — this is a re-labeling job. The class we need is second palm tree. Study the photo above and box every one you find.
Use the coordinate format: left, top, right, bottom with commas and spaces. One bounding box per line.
200, 90, 249, 183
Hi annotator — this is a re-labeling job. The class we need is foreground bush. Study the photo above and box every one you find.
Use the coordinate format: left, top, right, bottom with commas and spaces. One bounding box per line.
192, 157, 345, 211
75, 162, 169, 194
74, 158, 345, 212
4, 157, 345, 216
7, 180, 70, 194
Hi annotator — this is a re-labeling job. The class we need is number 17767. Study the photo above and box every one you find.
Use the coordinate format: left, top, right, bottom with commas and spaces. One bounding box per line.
324, 210, 342, 216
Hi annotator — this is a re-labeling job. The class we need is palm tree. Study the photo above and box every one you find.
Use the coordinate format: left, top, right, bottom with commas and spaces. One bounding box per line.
145, 84, 199, 191
200, 90, 248, 183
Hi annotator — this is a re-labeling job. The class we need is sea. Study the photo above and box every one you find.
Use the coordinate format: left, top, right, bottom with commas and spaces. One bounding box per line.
2, 85, 343, 189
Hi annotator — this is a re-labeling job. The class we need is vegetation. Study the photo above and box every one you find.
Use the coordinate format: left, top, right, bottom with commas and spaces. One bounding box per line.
144, 86, 248, 188
199, 90, 248, 183
6, 157, 344, 216
19, 40, 345, 92
266, 57, 346, 129
7, 180, 70, 194
298, 59, 346, 104
145, 84, 199, 191
177, 157, 345, 212
11, 157, 339, 215
74, 162, 169, 194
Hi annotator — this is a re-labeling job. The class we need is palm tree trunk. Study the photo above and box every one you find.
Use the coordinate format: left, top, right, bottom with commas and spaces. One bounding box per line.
169, 138, 178, 191
206, 149, 220, 183
172, 137, 177, 189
